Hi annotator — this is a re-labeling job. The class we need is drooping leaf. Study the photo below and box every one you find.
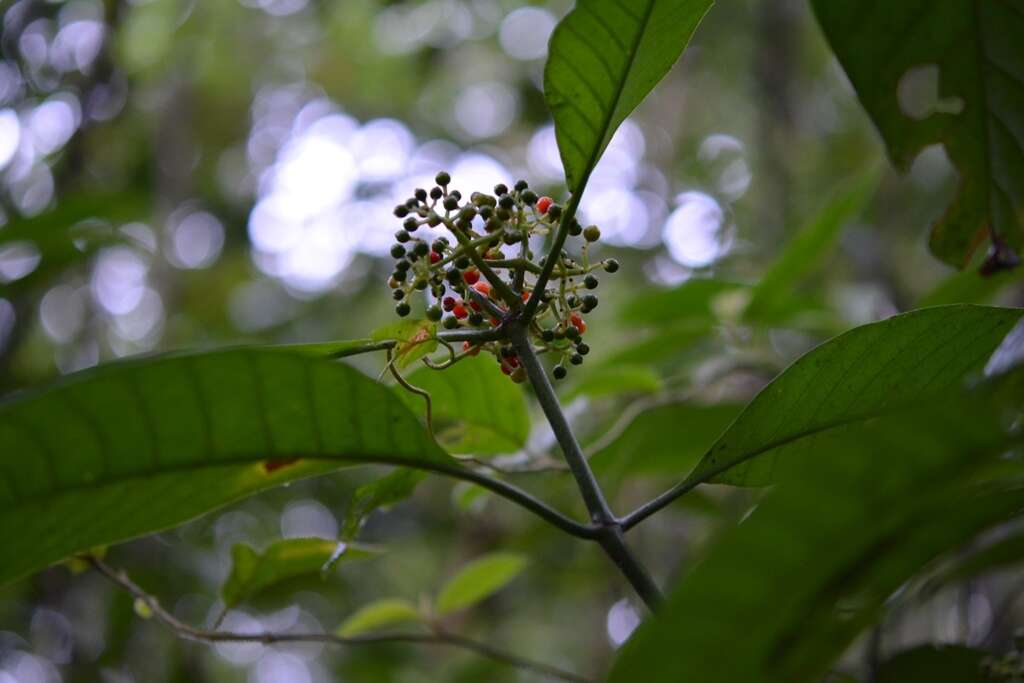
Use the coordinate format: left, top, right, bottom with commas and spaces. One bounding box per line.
564, 365, 663, 401
0, 348, 466, 587
371, 319, 437, 369
812, 1, 1024, 267
341, 469, 426, 541
222, 538, 379, 608
610, 384, 1024, 682
689, 305, 1023, 487
337, 599, 423, 637
400, 355, 530, 456
545, 0, 713, 192
743, 171, 879, 324
435, 552, 528, 616
876, 645, 988, 683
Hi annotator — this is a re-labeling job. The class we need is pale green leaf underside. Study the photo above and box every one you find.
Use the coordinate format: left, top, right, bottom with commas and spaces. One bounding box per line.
337, 599, 422, 637
545, 0, 712, 191
0, 348, 456, 587
812, 0, 1024, 266
692, 305, 1023, 486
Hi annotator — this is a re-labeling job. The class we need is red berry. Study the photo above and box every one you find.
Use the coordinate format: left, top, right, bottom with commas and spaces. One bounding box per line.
507, 355, 519, 368
473, 281, 492, 297
442, 296, 456, 312
521, 291, 530, 302
464, 269, 480, 285
500, 362, 512, 375
469, 300, 481, 312
536, 196, 553, 214
570, 313, 587, 334
430, 251, 441, 264
453, 305, 468, 319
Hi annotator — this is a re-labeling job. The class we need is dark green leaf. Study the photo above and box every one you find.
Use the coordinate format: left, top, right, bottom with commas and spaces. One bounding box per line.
690, 305, 1023, 486
400, 355, 530, 456
342, 469, 426, 541
222, 537, 378, 608
435, 552, 528, 616
610, 385, 1024, 682
545, 0, 713, 192
812, 1, 1024, 267
0, 348, 463, 587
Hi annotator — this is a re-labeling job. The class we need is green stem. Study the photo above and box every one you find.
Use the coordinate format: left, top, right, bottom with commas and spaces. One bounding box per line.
440, 216, 522, 309
522, 192, 584, 322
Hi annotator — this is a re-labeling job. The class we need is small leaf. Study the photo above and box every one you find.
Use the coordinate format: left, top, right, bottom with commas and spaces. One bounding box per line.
545, 0, 713, 192
400, 355, 530, 456
337, 599, 422, 637
222, 538, 379, 608
372, 319, 437, 369
342, 469, 425, 541
435, 552, 528, 616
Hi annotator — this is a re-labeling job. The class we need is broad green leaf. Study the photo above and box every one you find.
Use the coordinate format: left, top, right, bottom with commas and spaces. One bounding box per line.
590, 402, 741, 483
435, 552, 528, 616
610, 385, 1024, 683
600, 321, 715, 367
918, 266, 1024, 307
564, 365, 663, 401
342, 469, 426, 541
619, 279, 746, 327
371, 319, 437, 369
812, 1, 1024, 267
400, 355, 530, 456
877, 646, 988, 683
337, 599, 422, 637
545, 0, 713, 192
743, 172, 879, 324
222, 538, 378, 608
689, 305, 1023, 487
0, 348, 464, 587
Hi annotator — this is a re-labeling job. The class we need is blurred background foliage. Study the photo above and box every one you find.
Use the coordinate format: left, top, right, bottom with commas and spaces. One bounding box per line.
0, 0, 1022, 681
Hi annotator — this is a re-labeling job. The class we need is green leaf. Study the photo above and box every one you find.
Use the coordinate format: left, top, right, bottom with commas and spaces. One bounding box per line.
0, 348, 465, 587
400, 355, 530, 456
743, 172, 879, 325
876, 646, 988, 683
371, 319, 437, 369
590, 402, 741, 483
610, 384, 1024, 682
435, 552, 528, 616
928, 528, 1024, 590
619, 279, 746, 327
545, 0, 713, 192
337, 599, 422, 637
564, 365, 663, 401
222, 538, 378, 608
600, 321, 715, 367
342, 469, 426, 541
689, 305, 1023, 487
918, 266, 1024, 307
812, 1, 1024, 267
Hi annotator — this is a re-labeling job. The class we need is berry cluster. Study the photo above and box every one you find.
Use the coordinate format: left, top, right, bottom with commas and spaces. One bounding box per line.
388, 171, 618, 381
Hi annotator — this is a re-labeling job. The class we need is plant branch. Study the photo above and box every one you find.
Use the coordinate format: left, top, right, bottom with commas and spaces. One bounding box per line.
87, 556, 589, 683
522, 191, 584, 322
328, 328, 506, 360
507, 321, 662, 610
440, 216, 522, 310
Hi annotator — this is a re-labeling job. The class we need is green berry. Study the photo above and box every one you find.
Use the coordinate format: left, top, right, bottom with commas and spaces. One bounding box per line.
396, 302, 411, 317
426, 305, 442, 321
446, 269, 462, 285
459, 206, 477, 221
521, 189, 537, 205
547, 204, 563, 220
581, 294, 598, 311
443, 316, 459, 329
414, 278, 428, 290
471, 192, 496, 207
494, 183, 508, 196
514, 179, 528, 192
603, 258, 619, 273
443, 196, 459, 211
541, 329, 555, 342
568, 220, 582, 236
553, 364, 567, 380
565, 325, 580, 341
435, 171, 451, 186
413, 242, 430, 257
583, 225, 601, 242
395, 230, 410, 243
403, 217, 418, 231
395, 259, 410, 272
576, 342, 590, 355
468, 312, 484, 326
394, 205, 409, 218
414, 188, 427, 201
392, 289, 405, 301
584, 274, 599, 289
570, 353, 583, 365
455, 256, 471, 269
430, 187, 443, 200
390, 244, 406, 259
498, 195, 514, 209
427, 213, 442, 227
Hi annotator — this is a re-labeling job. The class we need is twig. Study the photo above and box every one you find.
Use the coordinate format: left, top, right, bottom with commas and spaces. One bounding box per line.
386, 348, 433, 438
87, 557, 589, 683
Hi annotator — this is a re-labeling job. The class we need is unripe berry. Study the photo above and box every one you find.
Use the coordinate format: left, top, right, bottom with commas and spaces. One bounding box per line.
576, 342, 590, 355
510, 367, 526, 383
514, 179, 528, 192
536, 196, 553, 214
427, 213, 442, 227
451, 190, 462, 200
565, 325, 580, 341
471, 192, 496, 207
395, 259, 411, 272
570, 353, 583, 365
443, 196, 459, 211
404, 217, 419, 232
582, 294, 598, 309
583, 225, 601, 242
443, 316, 459, 329
393, 268, 408, 282
584, 274, 599, 289
521, 189, 537, 205
395, 229, 411, 243
432, 239, 448, 253
547, 204, 563, 220
395, 302, 411, 317
568, 219, 582, 236
426, 305, 442, 321
459, 206, 477, 221
413, 242, 430, 257
455, 256, 471, 269
413, 279, 428, 291
499, 195, 515, 209
435, 171, 451, 186
603, 258, 620, 273
390, 244, 406, 259
430, 187, 443, 200
446, 269, 462, 285
494, 183, 508, 196
394, 205, 409, 218
479, 206, 494, 220
415, 188, 427, 201
468, 312, 484, 326
392, 289, 405, 300
541, 329, 555, 342
553, 364, 567, 380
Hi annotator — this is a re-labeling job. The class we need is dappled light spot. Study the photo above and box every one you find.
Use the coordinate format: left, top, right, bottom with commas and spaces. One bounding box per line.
897, 65, 964, 121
